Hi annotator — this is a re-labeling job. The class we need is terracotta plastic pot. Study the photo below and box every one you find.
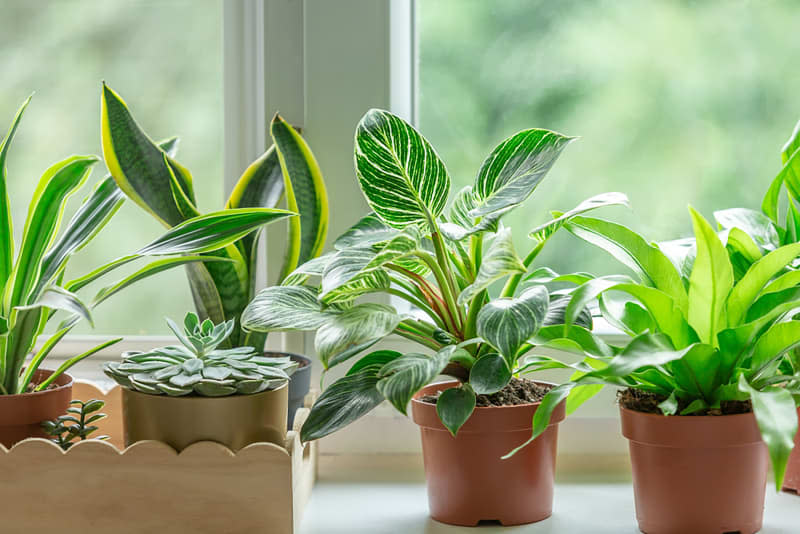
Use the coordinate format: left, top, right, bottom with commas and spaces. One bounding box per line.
782, 406, 800, 494
122, 381, 288, 451
0, 369, 73, 448
410, 380, 566, 526
620, 405, 768, 534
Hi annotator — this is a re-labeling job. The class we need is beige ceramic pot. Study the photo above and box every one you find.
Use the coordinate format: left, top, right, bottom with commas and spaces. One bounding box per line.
0, 369, 73, 448
122, 381, 288, 451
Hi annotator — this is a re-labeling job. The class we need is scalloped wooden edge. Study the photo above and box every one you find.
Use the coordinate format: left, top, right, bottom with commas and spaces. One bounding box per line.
0, 381, 319, 533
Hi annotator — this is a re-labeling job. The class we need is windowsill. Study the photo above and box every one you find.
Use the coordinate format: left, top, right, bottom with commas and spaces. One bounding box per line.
299, 481, 799, 533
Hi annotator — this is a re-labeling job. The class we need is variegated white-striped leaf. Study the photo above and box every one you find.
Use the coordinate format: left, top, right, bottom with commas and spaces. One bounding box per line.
315, 303, 400, 368
320, 269, 392, 305
458, 228, 526, 305
376, 347, 451, 415
281, 251, 336, 286
529, 192, 629, 242
477, 285, 549, 364
441, 186, 500, 241
471, 129, 575, 218
240, 285, 328, 332
334, 212, 400, 250
354, 109, 450, 229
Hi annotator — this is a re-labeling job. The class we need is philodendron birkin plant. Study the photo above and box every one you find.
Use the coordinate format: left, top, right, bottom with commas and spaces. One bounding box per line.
0, 96, 294, 397
101, 83, 327, 353
524, 207, 800, 490
241, 108, 627, 440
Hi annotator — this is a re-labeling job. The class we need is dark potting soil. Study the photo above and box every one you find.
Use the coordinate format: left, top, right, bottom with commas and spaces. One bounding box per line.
618, 388, 752, 416
24, 381, 59, 393
419, 378, 553, 407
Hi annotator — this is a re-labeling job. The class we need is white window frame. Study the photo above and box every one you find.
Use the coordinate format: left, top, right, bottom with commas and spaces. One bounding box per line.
43, 0, 629, 476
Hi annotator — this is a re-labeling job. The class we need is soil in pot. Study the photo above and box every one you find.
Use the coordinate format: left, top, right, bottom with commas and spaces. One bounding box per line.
0, 369, 73, 448
620, 389, 768, 534
420, 377, 551, 407
411, 378, 564, 526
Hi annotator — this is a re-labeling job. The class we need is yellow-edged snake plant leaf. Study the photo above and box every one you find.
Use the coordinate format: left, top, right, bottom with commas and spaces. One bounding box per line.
270, 114, 329, 281
101, 82, 196, 227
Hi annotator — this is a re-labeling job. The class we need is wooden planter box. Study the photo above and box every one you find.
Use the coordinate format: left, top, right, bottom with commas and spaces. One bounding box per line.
0, 381, 317, 534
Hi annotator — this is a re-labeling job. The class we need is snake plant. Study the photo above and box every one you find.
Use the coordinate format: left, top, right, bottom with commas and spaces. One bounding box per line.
0, 96, 294, 396
104, 312, 297, 397
101, 83, 328, 352
241, 108, 626, 440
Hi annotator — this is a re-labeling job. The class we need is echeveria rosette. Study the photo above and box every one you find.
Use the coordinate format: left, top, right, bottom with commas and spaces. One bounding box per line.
523, 207, 800, 490
241, 108, 628, 443
104, 313, 297, 397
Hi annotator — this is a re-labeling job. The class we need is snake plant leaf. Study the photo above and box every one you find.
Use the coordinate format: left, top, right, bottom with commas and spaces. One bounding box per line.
241, 285, 328, 332
227, 144, 284, 211
563, 216, 689, 313
726, 243, 800, 327
315, 303, 400, 369
36, 177, 125, 295
354, 109, 450, 230
301, 365, 386, 442
529, 192, 629, 242
738, 375, 798, 491
16, 286, 93, 326
377, 348, 451, 415
0, 96, 31, 293
714, 208, 779, 252
763, 145, 800, 224
476, 285, 549, 365
469, 353, 512, 395
101, 83, 195, 227
334, 212, 400, 250
470, 128, 575, 218
270, 114, 329, 281
458, 228, 526, 305
135, 208, 294, 255
436, 385, 476, 436
3, 155, 98, 311
185, 263, 227, 325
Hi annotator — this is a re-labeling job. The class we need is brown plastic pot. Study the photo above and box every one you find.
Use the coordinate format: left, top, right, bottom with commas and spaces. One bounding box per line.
0, 369, 73, 448
410, 380, 566, 526
122, 381, 288, 451
620, 405, 768, 534
782, 406, 800, 494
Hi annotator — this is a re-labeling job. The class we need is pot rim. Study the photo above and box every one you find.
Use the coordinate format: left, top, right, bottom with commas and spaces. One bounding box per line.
0, 369, 73, 400
121, 379, 288, 400
619, 403, 756, 420
411, 379, 559, 410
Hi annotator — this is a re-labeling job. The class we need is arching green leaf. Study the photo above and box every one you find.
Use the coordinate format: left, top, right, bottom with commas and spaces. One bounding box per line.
354, 109, 450, 229
714, 208, 779, 252
471, 128, 575, 218
529, 192, 629, 241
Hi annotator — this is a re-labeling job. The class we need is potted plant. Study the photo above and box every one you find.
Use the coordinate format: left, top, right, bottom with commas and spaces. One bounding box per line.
241, 108, 627, 525
0, 96, 294, 448
525, 207, 800, 533
104, 312, 296, 451
100, 83, 327, 427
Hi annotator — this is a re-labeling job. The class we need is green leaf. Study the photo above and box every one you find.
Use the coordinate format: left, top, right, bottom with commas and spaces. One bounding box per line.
714, 208, 779, 252
761, 270, 800, 296
591, 333, 704, 378
763, 144, 800, 224
346, 350, 403, 376
687, 207, 733, 345
226, 145, 284, 211
563, 216, 688, 312
241, 285, 328, 332
542, 294, 594, 330
320, 268, 392, 306
0, 96, 31, 294
726, 243, 800, 327
469, 353, 511, 394
377, 349, 451, 415
738, 375, 798, 490
657, 392, 679, 415
471, 128, 575, 218
783, 119, 800, 163
320, 247, 375, 298
436, 386, 476, 436
16, 286, 93, 327
101, 83, 195, 227
271, 114, 329, 279
3, 155, 98, 310
458, 228, 525, 305
35, 337, 122, 392
562, 275, 632, 330
354, 109, 449, 229
334, 212, 399, 250
476, 285, 549, 364
668, 343, 718, 400
749, 321, 800, 378
136, 208, 294, 255
301, 367, 385, 441
504, 382, 573, 459
528, 192, 629, 241
315, 303, 400, 369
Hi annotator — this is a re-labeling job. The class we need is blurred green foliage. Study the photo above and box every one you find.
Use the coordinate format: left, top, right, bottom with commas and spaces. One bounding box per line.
0, 0, 221, 334
419, 0, 800, 277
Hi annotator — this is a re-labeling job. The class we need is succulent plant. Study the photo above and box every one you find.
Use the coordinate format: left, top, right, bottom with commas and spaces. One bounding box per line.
42, 399, 109, 451
104, 313, 297, 397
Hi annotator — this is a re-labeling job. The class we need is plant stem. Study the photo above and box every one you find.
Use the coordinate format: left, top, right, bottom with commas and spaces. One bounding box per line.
462, 289, 487, 343
500, 240, 545, 298
387, 287, 445, 329
408, 253, 462, 335
394, 323, 442, 351
430, 231, 463, 325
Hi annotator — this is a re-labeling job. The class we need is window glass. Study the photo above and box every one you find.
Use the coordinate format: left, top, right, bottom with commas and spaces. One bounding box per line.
0, 0, 222, 334
418, 0, 800, 276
